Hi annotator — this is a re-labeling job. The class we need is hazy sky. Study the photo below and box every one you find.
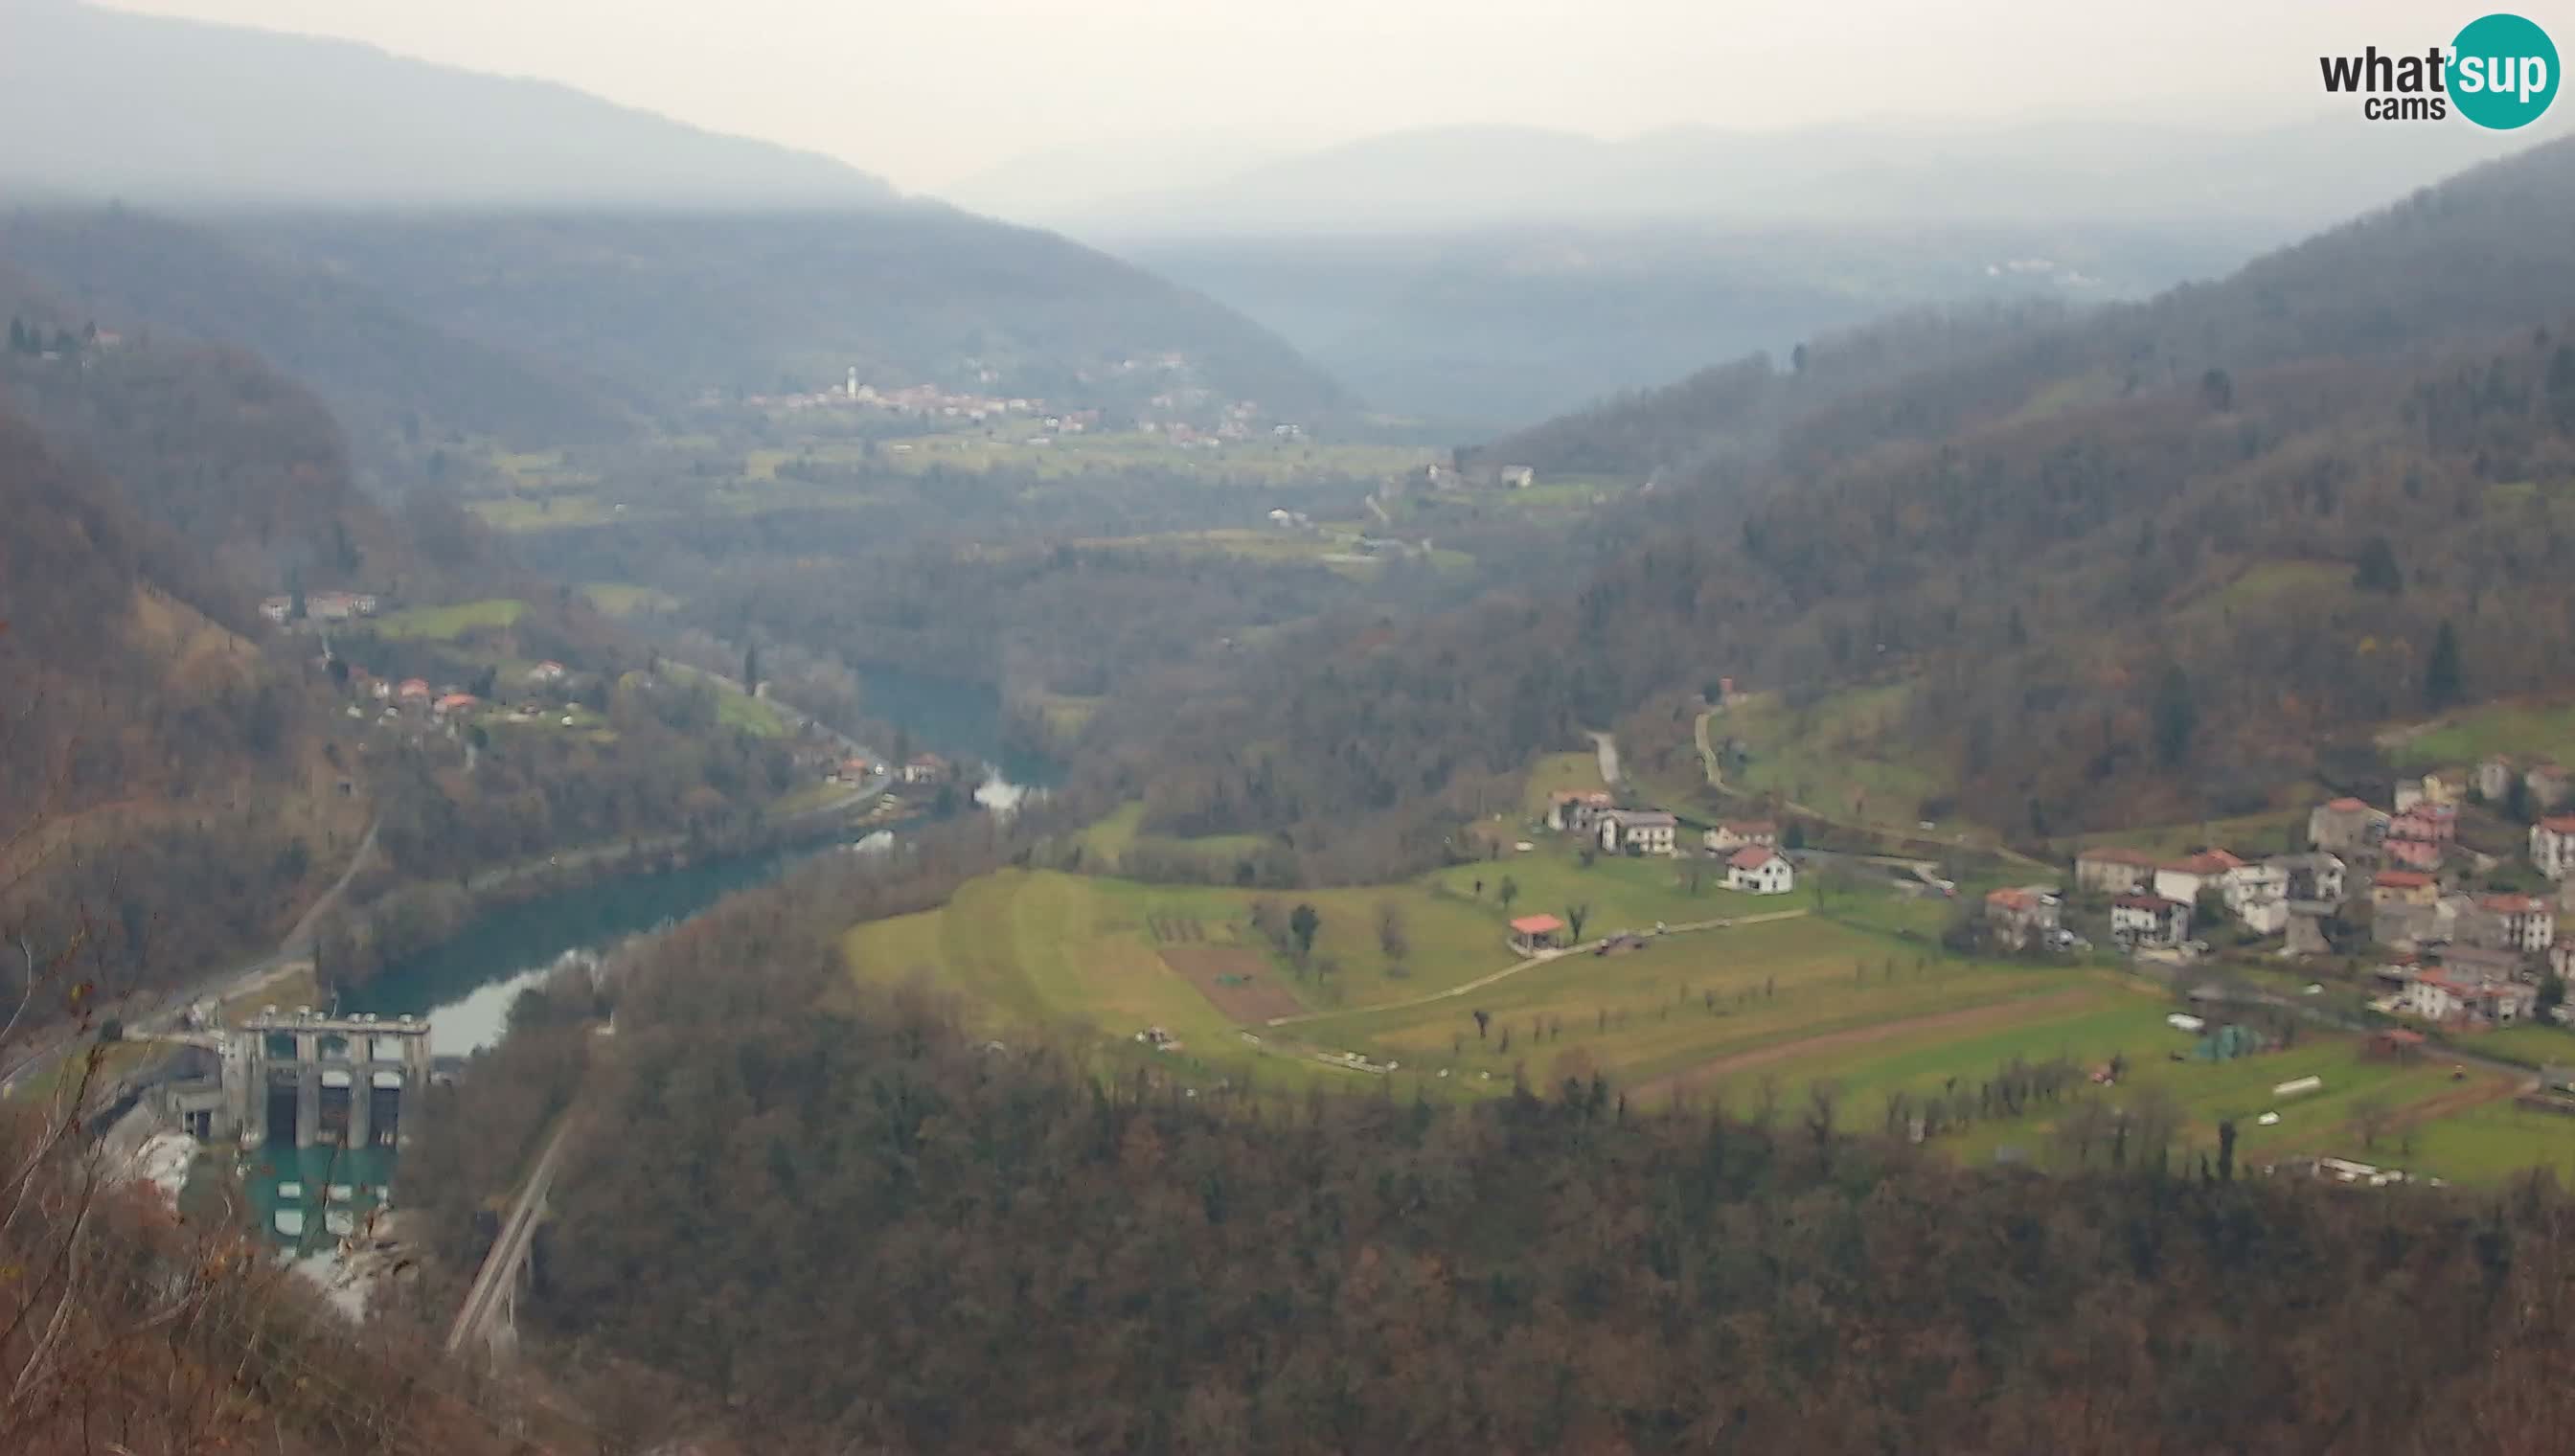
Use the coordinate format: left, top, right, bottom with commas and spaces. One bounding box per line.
104, 0, 2553, 191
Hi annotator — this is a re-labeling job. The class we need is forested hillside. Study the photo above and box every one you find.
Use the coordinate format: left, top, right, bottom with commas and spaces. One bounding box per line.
234, 210, 1350, 420
1105, 136, 2575, 856
0, 209, 635, 460
1475, 301, 2075, 480
0, 398, 357, 1006
425, 859, 2575, 1454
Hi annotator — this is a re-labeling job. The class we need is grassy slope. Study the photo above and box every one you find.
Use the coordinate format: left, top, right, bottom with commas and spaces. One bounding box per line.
373, 598, 526, 641
839, 757, 2567, 1181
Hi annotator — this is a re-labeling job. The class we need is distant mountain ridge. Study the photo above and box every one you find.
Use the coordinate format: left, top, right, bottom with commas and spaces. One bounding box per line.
1037, 118, 2552, 239
0, 207, 637, 461
0, 2, 1351, 430
0, 0, 896, 208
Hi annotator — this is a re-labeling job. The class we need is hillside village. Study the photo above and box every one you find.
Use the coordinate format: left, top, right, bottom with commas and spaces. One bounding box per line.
1532, 719, 2575, 1049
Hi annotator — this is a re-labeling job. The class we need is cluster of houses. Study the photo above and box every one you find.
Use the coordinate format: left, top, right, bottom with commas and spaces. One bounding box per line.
2046, 763, 2575, 1031
1539, 794, 1798, 896
330, 659, 587, 737
260, 590, 381, 626
2067, 845, 2350, 951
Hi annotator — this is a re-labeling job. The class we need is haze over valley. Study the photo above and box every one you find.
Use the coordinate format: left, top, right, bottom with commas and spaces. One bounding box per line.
11, 2, 2575, 1451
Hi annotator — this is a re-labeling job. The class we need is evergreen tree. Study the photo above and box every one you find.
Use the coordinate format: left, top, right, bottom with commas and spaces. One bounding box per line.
2199, 367, 2234, 412
1288, 902, 1321, 959
2352, 535, 2403, 594
2152, 665, 2197, 767
2427, 620, 2463, 710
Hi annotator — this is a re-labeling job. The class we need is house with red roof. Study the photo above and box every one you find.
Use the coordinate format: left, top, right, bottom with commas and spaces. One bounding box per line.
432, 693, 480, 718
2153, 850, 2245, 907
2404, 968, 2537, 1025
2371, 869, 2438, 909
2403, 970, 2472, 1023
1725, 846, 1795, 896
1984, 886, 2062, 950
2381, 835, 2445, 873
396, 678, 431, 703
2390, 804, 2457, 844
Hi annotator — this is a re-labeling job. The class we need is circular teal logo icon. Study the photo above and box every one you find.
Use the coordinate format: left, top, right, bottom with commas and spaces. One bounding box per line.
2451, 12, 2559, 128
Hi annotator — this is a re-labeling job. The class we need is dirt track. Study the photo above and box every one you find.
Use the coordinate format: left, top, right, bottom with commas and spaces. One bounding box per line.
1631, 986, 2105, 1103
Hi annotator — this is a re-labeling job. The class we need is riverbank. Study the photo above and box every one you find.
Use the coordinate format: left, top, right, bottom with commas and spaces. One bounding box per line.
316, 785, 900, 1000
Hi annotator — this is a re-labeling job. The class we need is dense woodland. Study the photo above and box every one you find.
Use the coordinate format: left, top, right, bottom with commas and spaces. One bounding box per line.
399, 858, 2575, 1454
1110, 137, 2575, 855
0, 396, 355, 1006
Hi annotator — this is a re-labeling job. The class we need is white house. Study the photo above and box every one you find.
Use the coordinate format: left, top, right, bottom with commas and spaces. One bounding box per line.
1726, 846, 1795, 895
1547, 790, 1615, 833
1598, 810, 1678, 856
2221, 860, 2290, 935
2482, 893, 2557, 953
2154, 850, 2245, 908
2532, 816, 2575, 879
2110, 893, 2191, 948
2404, 970, 2468, 1023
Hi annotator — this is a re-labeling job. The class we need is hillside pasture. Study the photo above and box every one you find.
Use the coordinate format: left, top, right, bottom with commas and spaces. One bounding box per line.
372, 598, 526, 641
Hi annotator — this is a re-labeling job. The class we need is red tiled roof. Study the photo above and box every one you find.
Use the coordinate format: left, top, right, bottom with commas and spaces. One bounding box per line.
2539, 815, 2575, 834
1728, 847, 1781, 871
2375, 870, 2434, 889
1720, 819, 1778, 834
1509, 915, 1563, 935
2324, 797, 2370, 812
2481, 894, 2546, 915
1987, 888, 2036, 912
2112, 894, 2183, 911
2162, 851, 2245, 875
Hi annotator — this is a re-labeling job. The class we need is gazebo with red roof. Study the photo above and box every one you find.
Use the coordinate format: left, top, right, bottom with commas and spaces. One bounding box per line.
1508, 914, 1565, 953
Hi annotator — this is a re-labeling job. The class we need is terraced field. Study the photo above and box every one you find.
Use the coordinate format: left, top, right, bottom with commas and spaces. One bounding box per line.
833, 763, 2568, 1182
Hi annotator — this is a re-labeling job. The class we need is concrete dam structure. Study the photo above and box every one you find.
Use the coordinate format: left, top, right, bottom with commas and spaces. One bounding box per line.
161, 1010, 436, 1151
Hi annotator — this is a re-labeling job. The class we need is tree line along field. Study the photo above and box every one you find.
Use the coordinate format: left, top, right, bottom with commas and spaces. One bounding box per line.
840, 775, 2575, 1184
